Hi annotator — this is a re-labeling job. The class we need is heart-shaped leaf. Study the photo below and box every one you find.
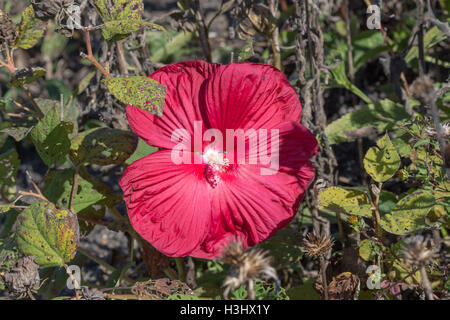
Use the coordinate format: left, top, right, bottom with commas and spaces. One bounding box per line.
364, 134, 401, 183
16, 200, 79, 267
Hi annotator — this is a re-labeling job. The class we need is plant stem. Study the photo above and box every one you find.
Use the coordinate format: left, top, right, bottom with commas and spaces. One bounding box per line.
419, 265, 434, 300
194, 0, 212, 62
269, 36, 281, 70
22, 85, 45, 118
69, 167, 79, 212
82, 30, 111, 78
174, 257, 185, 282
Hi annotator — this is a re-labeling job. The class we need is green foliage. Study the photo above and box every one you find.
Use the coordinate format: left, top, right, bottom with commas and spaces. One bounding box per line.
0, 149, 20, 201
94, 0, 165, 42
358, 239, 379, 262
287, 279, 320, 300
125, 138, 158, 165
0, 237, 19, 290
230, 281, 289, 300
330, 61, 371, 104
13, 5, 46, 50
30, 105, 74, 167
380, 191, 436, 235
325, 99, 410, 145
260, 227, 302, 267
70, 127, 138, 166
105, 76, 167, 117
10, 68, 46, 87
364, 134, 401, 183
42, 169, 107, 214
318, 186, 372, 217
15, 200, 79, 267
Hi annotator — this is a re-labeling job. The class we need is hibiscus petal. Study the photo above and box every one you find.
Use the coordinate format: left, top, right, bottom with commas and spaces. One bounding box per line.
247, 121, 318, 170
127, 60, 220, 150
119, 150, 211, 257
201, 62, 302, 132
189, 160, 315, 259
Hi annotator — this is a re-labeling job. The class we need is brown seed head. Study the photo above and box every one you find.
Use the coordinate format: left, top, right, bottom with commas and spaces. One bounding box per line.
303, 232, 334, 257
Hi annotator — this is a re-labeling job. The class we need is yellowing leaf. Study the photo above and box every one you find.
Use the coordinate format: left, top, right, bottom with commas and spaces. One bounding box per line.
318, 187, 372, 217
380, 190, 435, 235
364, 134, 401, 182
94, 0, 147, 41
13, 5, 46, 50
105, 76, 166, 117
16, 200, 79, 267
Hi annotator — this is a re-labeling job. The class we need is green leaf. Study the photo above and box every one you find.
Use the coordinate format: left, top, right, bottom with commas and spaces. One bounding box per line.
0, 237, 19, 290
287, 279, 320, 300
359, 239, 378, 262
325, 99, 410, 145
125, 138, 158, 165
364, 134, 401, 183
30, 106, 73, 167
13, 5, 46, 50
330, 61, 372, 104
150, 31, 193, 63
0, 126, 33, 142
44, 79, 72, 104
260, 226, 302, 267
42, 169, 107, 214
35, 98, 78, 137
318, 187, 372, 217
94, 0, 145, 41
16, 200, 79, 267
0, 204, 13, 214
0, 149, 20, 201
41, 26, 68, 60
103, 20, 166, 40
380, 191, 435, 235
70, 127, 138, 166
405, 26, 447, 64
10, 67, 46, 87
105, 76, 166, 117
238, 39, 254, 62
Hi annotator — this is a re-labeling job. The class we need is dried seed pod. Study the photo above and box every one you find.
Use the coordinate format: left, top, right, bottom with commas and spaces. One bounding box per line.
0, 10, 17, 45
221, 239, 279, 299
402, 235, 435, 266
302, 232, 334, 258
233, 2, 277, 39
32, 0, 74, 21
168, 10, 196, 33
2, 256, 40, 299
410, 75, 435, 106
328, 272, 360, 300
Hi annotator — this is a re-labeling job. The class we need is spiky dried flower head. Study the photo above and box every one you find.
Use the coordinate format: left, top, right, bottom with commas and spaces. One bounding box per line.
425, 123, 450, 139
411, 75, 435, 106
221, 239, 279, 299
0, 10, 17, 45
302, 232, 334, 258
402, 235, 435, 266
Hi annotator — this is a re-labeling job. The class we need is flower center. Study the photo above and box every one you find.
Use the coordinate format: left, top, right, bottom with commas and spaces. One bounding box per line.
203, 148, 230, 188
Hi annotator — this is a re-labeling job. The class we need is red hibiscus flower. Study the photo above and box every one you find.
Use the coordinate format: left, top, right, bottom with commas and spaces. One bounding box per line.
119, 60, 318, 259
